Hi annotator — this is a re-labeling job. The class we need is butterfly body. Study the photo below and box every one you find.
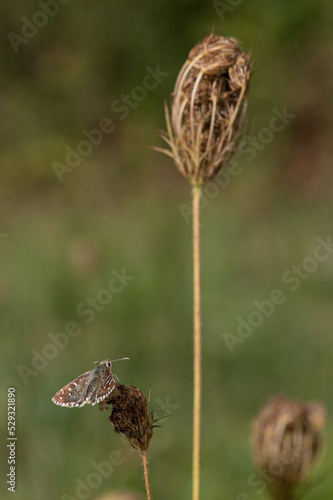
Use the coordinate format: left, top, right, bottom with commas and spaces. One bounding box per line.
52, 359, 115, 408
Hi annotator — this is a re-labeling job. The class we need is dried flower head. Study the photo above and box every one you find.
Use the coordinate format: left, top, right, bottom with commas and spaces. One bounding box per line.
251, 395, 327, 500
154, 34, 251, 186
106, 384, 155, 452
93, 491, 144, 500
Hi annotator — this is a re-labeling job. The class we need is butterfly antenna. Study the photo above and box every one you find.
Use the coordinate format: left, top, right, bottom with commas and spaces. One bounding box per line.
94, 357, 130, 365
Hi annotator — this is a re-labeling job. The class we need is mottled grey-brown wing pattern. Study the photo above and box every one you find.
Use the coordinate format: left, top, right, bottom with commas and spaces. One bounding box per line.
52, 370, 93, 407
86, 366, 115, 406
52, 361, 115, 408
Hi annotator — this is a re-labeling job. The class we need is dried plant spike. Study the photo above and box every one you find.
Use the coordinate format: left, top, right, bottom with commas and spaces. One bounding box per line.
251, 394, 327, 500
155, 34, 251, 186
153, 33, 252, 500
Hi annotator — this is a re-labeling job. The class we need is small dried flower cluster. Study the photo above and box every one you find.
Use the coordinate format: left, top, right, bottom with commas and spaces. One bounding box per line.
251, 394, 327, 500
93, 491, 144, 500
106, 384, 155, 452
155, 34, 251, 186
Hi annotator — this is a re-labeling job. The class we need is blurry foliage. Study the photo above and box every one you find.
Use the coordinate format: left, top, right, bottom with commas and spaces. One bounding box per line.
1, 1, 333, 500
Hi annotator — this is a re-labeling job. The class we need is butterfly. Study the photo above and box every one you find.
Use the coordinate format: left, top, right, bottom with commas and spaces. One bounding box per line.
52, 358, 129, 408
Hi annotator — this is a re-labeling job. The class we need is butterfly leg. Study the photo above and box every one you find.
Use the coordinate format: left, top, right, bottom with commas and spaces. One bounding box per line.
99, 400, 109, 411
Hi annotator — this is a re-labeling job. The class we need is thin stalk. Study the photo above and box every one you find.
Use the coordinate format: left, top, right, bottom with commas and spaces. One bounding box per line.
192, 184, 202, 500
141, 450, 152, 500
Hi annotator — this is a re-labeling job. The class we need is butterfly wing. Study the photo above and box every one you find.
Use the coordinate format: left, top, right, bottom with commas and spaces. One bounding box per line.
52, 370, 94, 408
86, 363, 115, 406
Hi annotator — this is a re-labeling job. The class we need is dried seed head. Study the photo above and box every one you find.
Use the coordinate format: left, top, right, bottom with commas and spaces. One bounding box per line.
107, 384, 155, 452
251, 395, 327, 500
154, 34, 251, 186
93, 491, 144, 500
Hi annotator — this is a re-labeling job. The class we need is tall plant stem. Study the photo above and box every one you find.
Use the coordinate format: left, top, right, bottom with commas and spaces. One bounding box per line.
192, 184, 202, 500
141, 450, 152, 500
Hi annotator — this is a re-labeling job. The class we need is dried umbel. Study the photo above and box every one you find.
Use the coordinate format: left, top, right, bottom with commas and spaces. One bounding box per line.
93, 492, 144, 500
155, 34, 251, 185
251, 395, 327, 500
106, 384, 155, 452
103, 384, 158, 500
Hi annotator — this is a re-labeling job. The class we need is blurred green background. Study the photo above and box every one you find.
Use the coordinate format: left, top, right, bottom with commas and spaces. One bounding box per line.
1, 0, 333, 499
